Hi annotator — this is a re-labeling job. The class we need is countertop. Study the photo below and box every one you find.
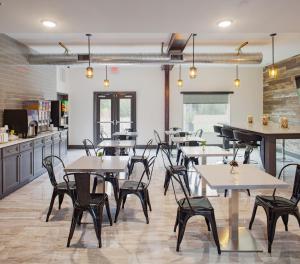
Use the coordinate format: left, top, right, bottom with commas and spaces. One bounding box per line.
0, 130, 64, 149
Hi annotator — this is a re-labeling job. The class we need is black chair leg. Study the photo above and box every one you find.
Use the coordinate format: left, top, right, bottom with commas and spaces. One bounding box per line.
204, 217, 211, 231
249, 202, 258, 230
92, 177, 98, 193
146, 190, 152, 211
67, 208, 79, 247
281, 214, 289, 231
114, 191, 124, 223
246, 189, 251, 196
122, 194, 127, 209
224, 189, 228, 197
77, 211, 83, 226
138, 192, 149, 224
58, 193, 64, 210
174, 209, 179, 232
182, 172, 191, 196
164, 170, 171, 195
208, 212, 221, 255
105, 198, 113, 226
267, 214, 279, 253
46, 189, 57, 222
90, 207, 103, 248
176, 213, 189, 252
293, 210, 300, 227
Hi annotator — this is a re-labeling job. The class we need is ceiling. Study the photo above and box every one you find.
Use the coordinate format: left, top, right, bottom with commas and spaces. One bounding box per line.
1, 0, 300, 65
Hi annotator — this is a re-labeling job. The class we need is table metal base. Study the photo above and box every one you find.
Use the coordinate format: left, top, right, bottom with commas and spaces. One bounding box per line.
218, 226, 263, 252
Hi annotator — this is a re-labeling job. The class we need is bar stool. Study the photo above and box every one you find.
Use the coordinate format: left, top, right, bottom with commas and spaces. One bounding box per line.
221, 127, 239, 158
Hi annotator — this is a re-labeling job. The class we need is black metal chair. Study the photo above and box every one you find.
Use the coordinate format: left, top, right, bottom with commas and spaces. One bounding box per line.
128, 139, 153, 177
154, 129, 167, 157
182, 140, 200, 167
64, 172, 112, 248
170, 172, 221, 254
114, 134, 135, 156
114, 156, 156, 224
249, 163, 300, 253
161, 144, 191, 196
194, 129, 203, 138
170, 127, 181, 131
43, 155, 76, 222
174, 132, 190, 165
82, 139, 119, 202
221, 127, 239, 153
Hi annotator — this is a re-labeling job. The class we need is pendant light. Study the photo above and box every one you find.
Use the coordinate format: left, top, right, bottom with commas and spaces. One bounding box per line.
234, 64, 240, 88
85, 33, 93, 78
268, 33, 278, 79
103, 65, 110, 87
189, 33, 197, 79
177, 64, 183, 87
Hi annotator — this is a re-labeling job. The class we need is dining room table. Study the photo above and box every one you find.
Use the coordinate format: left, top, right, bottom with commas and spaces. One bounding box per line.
112, 131, 138, 139
195, 164, 289, 252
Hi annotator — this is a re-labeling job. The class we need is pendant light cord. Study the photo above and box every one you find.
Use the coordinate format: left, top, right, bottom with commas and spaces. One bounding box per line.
192, 34, 195, 67
105, 65, 108, 79
236, 64, 239, 78
179, 64, 181, 79
272, 35, 274, 65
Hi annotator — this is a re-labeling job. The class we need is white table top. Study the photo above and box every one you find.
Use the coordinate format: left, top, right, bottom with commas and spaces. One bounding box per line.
195, 164, 289, 190
112, 132, 138, 137
64, 156, 129, 173
223, 122, 300, 136
181, 146, 233, 158
171, 136, 205, 144
98, 140, 135, 148
165, 130, 191, 136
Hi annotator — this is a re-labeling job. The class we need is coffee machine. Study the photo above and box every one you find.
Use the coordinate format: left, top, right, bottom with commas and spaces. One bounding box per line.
3, 109, 38, 138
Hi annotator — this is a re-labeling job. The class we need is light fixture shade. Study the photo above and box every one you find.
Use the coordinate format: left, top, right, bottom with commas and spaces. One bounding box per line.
103, 79, 110, 87
234, 78, 240, 88
268, 64, 278, 79
86, 66, 94, 78
177, 79, 183, 87
189, 66, 197, 79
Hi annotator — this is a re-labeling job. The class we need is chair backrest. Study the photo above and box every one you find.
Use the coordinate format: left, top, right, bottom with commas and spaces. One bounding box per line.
194, 129, 203, 138
141, 139, 153, 159
64, 173, 105, 208
160, 144, 174, 169
169, 171, 194, 211
82, 139, 97, 156
154, 130, 162, 144
276, 163, 300, 205
213, 125, 222, 135
43, 155, 65, 187
135, 156, 156, 190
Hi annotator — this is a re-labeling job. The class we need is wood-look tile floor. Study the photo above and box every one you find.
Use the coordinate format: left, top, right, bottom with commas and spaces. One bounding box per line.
0, 149, 300, 264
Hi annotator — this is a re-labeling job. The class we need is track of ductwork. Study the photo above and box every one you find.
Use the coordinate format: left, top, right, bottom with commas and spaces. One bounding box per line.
27, 52, 263, 65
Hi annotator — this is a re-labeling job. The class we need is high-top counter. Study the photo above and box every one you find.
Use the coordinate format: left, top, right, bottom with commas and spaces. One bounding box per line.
223, 122, 300, 176
0, 130, 68, 198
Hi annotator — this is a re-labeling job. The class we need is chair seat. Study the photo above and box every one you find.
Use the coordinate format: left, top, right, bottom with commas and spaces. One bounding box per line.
256, 195, 296, 209
121, 180, 146, 190
131, 155, 146, 161
57, 181, 76, 190
179, 196, 213, 211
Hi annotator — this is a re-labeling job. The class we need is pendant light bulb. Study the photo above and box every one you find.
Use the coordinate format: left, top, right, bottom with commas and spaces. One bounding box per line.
177, 64, 183, 87
268, 33, 278, 79
85, 33, 93, 79
103, 65, 110, 88
189, 33, 197, 79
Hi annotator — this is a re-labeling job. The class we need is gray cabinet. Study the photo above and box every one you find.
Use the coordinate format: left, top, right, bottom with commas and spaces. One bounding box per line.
44, 136, 53, 158
60, 130, 68, 158
2, 145, 19, 194
34, 138, 45, 177
19, 144, 33, 183
0, 151, 2, 196
53, 134, 60, 165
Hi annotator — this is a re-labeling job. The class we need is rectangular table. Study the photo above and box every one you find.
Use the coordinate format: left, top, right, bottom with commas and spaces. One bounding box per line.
64, 156, 129, 173
181, 146, 233, 165
98, 140, 135, 149
171, 136, 205, 144
112, 132, 138, 138
195, 164, 289, 252
224, 122, 300, 176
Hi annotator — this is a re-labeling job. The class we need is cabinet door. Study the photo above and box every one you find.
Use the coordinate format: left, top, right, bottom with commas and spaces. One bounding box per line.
34, 145, 45, 177
3, 154, 19, 194
44, 143, 53, 159
20, 149, 33, 183
60, 139, 68, 159
53, 140, 60, 165
0, 155, 2, 196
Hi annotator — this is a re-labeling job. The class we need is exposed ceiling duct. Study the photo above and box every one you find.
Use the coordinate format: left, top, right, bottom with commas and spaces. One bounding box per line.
27, 52, 262, 65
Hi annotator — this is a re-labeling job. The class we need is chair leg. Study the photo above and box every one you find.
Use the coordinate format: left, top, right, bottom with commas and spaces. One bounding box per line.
246, 189, 251, 196
58, 193, 65, 210
176, 213, 189, 252
224, 189, 228, 197
143, 159, 150, 179
114, 191, 124, 223
174, 209, 179, 232
146, 190, 152, 211
249, 202, 258, 230
122, 194, 127, 209
92, 177, 98, 193
182, 171, 191, 196
77, 211, 83, 226
204, 217, 211, 231
267, 214, 279, 253
105, 197, 113, 226
90, 207, 103, 248
67, 208, 79, 247
281, 214, 289, 231
293, 210, 300, 227
164, 170, 171, 195
138, 192, 149, 224
208, 211, 221, 255
46, 189, 57, 222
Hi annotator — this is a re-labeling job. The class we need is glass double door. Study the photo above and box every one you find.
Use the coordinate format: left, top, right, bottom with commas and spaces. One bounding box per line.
94, 92, 136, 143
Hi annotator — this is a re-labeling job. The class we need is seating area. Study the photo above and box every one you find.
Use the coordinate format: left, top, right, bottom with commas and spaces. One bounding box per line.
1, 1, 300, 263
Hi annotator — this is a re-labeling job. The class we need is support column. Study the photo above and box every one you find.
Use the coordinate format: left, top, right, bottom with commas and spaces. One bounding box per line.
163, 65, 171, 143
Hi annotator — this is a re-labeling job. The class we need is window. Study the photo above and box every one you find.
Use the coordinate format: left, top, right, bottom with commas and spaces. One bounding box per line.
182, 92, 231, 144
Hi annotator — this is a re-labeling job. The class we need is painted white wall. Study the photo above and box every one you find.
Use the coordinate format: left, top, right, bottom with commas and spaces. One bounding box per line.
170, 66, 263, 143
56, 67, 70, 94
67, 66, 164, 145
65, 65, 263, 146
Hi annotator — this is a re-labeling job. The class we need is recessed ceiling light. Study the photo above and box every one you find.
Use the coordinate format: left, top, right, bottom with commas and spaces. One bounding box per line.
41, 20, 57, 28
218, 20, 232, 28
